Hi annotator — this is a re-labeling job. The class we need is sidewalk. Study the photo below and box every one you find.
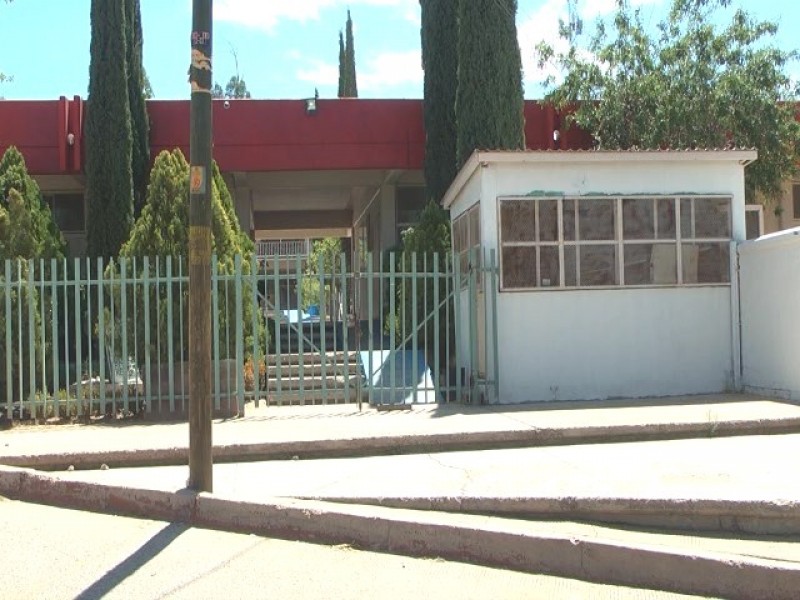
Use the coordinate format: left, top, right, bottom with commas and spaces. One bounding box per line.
2, 393, 799, 470
3, 393, 800, 599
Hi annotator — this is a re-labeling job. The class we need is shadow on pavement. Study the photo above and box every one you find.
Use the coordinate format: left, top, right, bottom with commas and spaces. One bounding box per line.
74, 522, 188, 600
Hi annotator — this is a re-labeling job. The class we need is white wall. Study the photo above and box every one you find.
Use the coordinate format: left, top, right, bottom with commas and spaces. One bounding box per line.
447, 153, 748, 403
740, 229, 800, 400
498, 288, 734, 402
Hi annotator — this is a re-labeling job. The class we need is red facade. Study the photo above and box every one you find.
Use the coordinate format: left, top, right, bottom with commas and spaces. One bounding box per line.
0, 96, 593, 176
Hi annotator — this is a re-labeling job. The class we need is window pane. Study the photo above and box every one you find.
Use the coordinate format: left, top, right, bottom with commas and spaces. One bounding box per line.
538, 200, 558, 242
680, 198, 693, 238
579, 199, 615, 240
793, 184, 800, 220
682, 243, 730, 284
539, 246, 560, 287
624, 243, 676, 285
502, 246, 537, 289
694, 198, 731, 238
657, 197, 676, 239
500, 200, 535, 242
564, 245, 577, 286
45, 193, 85, 232
452, 216, 463, 252
396, 186, 427, 224
623, 198, 654, 240
469, 205, 480, 246
579, 245, 617, 286
563, 199, 577, 241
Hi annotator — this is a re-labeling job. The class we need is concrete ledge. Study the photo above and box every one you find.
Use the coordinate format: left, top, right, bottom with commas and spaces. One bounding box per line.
4, 415, 800, 471
312, 496, 800, 536
1, 465, 799, 599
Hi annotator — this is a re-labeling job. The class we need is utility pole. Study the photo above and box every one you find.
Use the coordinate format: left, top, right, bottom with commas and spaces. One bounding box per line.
188, 0, 213, 492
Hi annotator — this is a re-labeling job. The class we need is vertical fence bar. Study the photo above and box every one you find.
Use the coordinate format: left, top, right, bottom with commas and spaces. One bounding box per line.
389, 253, 396, 406
120, 257, 129, 414
235, 254, 244, 414
433, 253, 440, 402
86, 258, 93, 415
25, 260, 35, 417
317, 253, 327, 404
423, 253, 428, 400
16, 262, 23, 417
166, 256, 175, 414
143, 257, 152, 413
296, 255, 304, 404
108, 260, 117, 415
130, 257, 138, 413
212, 257, 221, 410
272, 254, 282, 402
4, 261, 10, 419
155, 257, 162, 408
38, 260, 46, 417
340, 252, 349, 404
97, 258, 106, 414
411, 252, 418, 403
366, 252, 374, 407
251, 256, 261, 408
490, 249, 500, 402
72, 258, 83, 415
50, 259, 59, 418
453, 250, 462, 403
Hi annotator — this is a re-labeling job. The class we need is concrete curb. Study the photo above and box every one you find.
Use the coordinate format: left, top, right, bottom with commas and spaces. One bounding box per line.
313, 495, 800, 536
1, 465, 799, 599
4, 416, 800, 471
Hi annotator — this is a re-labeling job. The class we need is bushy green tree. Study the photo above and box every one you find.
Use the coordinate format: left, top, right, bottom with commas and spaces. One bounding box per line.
536, 0, 800, 203
85, 0, 134, 258
109, 150, 262, 365
0, 147, 66, 259
420, 0, 458, 204
125, 0, 150, 216
456, 0, 525, 167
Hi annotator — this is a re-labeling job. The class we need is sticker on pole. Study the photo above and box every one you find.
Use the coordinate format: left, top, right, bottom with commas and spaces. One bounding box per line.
190, 166, 207, 194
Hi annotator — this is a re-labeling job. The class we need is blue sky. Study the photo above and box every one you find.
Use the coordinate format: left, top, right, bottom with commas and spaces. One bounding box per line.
0, 0, 798, 101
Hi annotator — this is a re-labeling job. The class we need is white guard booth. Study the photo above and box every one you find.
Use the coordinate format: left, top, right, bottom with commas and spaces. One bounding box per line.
443, 150, 756, 403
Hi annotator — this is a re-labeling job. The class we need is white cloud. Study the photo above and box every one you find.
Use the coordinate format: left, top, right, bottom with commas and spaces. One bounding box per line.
517, 0, 666, 94
295, 49, 422, 93
215, 0, 418, 32
359, 50, 423, 91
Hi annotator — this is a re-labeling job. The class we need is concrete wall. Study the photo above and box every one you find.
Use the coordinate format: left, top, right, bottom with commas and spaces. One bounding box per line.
739, 229, 800, 400
448, 152, 749, 403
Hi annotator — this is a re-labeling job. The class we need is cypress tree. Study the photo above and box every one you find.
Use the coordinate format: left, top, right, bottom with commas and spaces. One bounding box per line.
125, 0, 150, 217
85, 0, 134, 259
337, 30, 346, 98
344, 10, 358, 97
0, 146, 65, 259
420, 0, 458, 204
455, 0, 525, 167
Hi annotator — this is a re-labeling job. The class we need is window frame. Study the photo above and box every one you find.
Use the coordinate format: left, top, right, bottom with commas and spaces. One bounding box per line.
498, 194, 733, 292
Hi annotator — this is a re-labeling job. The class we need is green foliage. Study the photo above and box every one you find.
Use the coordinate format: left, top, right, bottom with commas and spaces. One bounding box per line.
420, 0, 459, 204
389, 202, 453, 368
455, 0, 525, 167
301, 238, 344, 319
0, 147, 65, 260
86, 0, 135, 258
212, 75, 251, 99
537, 0, 800, 203
126, 0, 150, 217
107, 149, 264, 364
338, 31, 346, 98
344, 10, 358, 98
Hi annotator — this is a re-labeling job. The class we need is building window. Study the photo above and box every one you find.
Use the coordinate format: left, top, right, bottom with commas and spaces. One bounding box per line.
793, 183, 800, 220
43, 193, 85, 233
745, 204, 764, 240
499, 195, 731, 291
396, 186, 427, 240
452, 203, 480, 288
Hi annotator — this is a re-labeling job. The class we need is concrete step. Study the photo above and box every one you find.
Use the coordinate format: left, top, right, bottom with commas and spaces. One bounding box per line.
267, 361, 360, 378
258, 387, 366, 406
266, 375, 359, 392
267, 351, 360, 367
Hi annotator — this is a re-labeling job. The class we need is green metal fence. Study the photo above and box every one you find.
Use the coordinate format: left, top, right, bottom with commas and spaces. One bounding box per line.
0, 250, 498, 421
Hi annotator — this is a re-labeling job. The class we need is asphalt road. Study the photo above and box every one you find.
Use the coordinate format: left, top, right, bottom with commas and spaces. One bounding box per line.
0, 498, 702, 600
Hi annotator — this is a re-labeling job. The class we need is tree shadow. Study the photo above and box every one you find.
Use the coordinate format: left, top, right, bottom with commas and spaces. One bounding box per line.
74, 521, 188, 600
